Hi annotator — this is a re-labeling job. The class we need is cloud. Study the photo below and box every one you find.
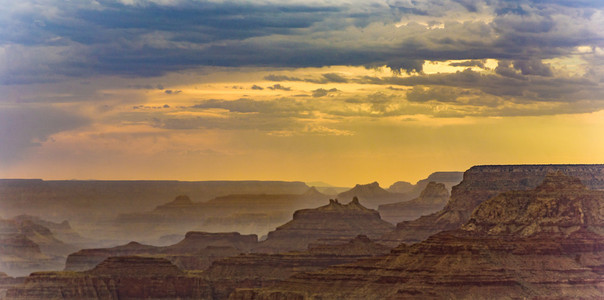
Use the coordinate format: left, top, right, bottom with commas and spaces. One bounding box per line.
264, 73, 349, 84
449, 60, 486, 68
251, 84, 264, 90
0, 106, 90, 164
311, 88, 339, 98
267, 84, 291, 91
3, 0, 602, 84
355, 67, 602, 103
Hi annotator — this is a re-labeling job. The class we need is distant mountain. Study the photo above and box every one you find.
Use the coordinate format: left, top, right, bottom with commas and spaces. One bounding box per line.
0, 179, 310, 224
0, 216, 78, 276
337, 182, 403, 208
387, 181, 414, 193
115, 187, 330, 240
378, 182, 450, 223
388, 171, 463, 197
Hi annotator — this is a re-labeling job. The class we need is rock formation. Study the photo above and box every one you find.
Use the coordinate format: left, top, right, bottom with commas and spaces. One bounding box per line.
233, 172, 604, 299
115, 187, 329, 240
378, 182, 449, 223
383, 164, 604, 244
11, 215, 89, 247
65, 231, 258, 272
204, 235, 390, 299
337, 182, 403, 208
0, 217, 78, 276
388, 171, 463, 196
386, 180, 414, 194
255, 198, 394, 253
0, 179, 310, 242
5, 256, 212, 299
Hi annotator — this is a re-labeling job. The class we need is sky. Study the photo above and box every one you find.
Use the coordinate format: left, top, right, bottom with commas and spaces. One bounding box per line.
0, 0, 603, 187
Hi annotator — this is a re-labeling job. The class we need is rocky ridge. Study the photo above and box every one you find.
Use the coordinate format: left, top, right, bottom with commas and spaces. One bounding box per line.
383, 164, 604, 244
233, 172, 604, 299
64, 231, 258, 272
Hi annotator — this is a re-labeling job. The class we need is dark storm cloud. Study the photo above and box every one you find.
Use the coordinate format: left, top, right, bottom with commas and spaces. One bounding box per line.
1, 0, 603, 86
355, 68, 601, 102
0, 106, 90, 164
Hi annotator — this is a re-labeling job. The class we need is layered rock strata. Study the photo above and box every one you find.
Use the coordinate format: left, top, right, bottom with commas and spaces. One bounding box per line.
5, 256, 212, 299
233, 172, 604, 299
383, 164, 604, 244
255, 198, 394, 252
205, 235, 390, 299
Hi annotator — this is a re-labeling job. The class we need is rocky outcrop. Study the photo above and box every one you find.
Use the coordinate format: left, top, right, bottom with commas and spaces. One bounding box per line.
205, 235, 390, 299
233, 172, 604, 299
64, 231, 258, 272
255, 198, 394, 253
5, 256, 212, 299
383, 164, 604, 244
462, 171, 604, 236
378, 182, 449, 223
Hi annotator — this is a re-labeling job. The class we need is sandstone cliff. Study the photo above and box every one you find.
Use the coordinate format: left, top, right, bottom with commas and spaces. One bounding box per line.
233, 172, 604, 299
205, 235, 390, 299
378, 182, 449, 223
255, 198, 394, 253
383, 164, 604, 244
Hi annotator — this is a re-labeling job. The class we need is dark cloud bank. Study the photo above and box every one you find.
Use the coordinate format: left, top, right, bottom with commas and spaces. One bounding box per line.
1, 0, 602, 83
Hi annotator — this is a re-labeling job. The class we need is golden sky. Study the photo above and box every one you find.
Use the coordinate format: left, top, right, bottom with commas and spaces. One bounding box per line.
1, 1, 603, 186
